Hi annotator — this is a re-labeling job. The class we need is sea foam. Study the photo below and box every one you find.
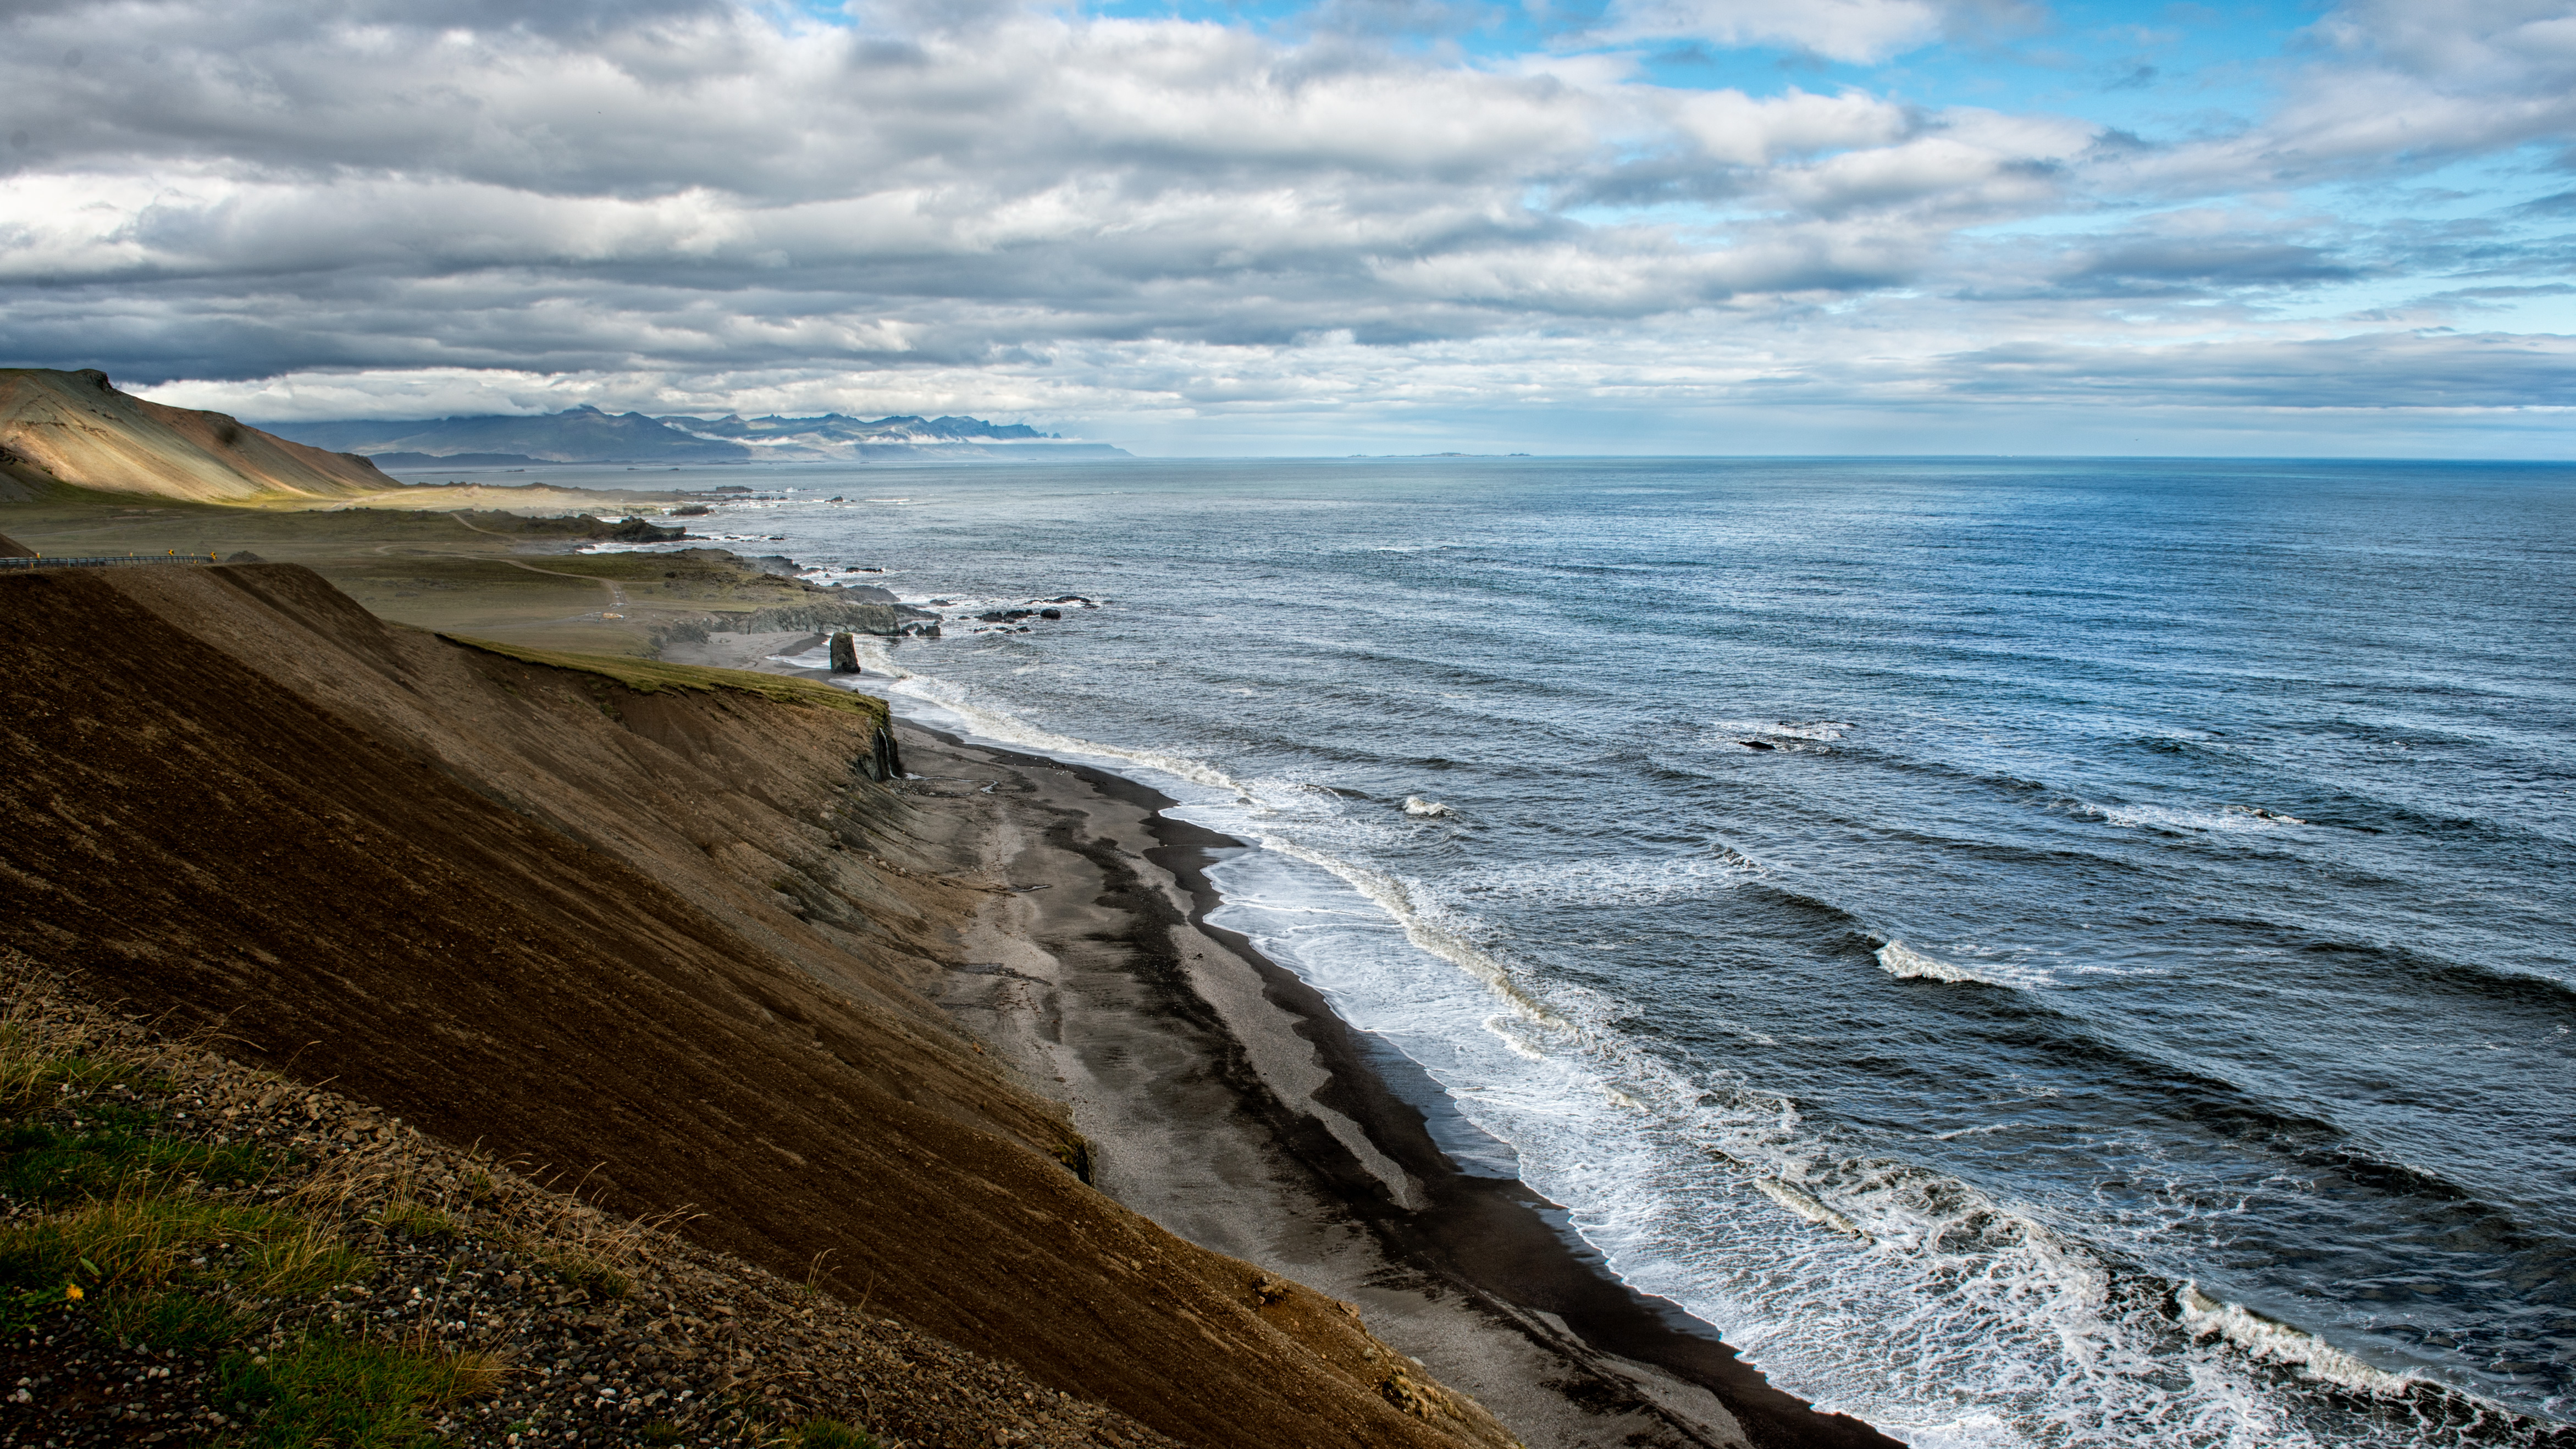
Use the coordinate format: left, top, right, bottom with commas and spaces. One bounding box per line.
1875, 940, 2044, 989
2175, 1284, 2419, 1397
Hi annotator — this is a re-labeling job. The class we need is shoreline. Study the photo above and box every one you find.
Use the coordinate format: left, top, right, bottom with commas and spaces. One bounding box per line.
938, 726, 1903, 1449
674, 619, 1901, 1448
678, 627, 2576, 1449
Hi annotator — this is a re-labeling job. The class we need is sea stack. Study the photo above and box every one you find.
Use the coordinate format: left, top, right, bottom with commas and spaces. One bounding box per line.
830, 631, 862, 673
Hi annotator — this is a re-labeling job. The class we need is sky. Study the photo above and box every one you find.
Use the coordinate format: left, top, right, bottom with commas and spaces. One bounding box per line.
2, 0, 2573, 455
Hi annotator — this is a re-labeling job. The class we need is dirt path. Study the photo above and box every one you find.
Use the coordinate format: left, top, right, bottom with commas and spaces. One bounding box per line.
501, 557, 628, 607
397, 522, 631, 610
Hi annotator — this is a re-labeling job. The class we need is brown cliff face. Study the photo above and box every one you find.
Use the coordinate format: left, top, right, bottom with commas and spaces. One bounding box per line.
0, 368, 393, 503
0, 563, 1514, 1449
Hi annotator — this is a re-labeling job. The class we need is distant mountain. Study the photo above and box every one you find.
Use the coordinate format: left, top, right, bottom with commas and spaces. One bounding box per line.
672, 412, 1056, 446
368, 452, 550, 469
269, 405, 1126, 464
1, 368, 393, 504
275, 406, 751, 464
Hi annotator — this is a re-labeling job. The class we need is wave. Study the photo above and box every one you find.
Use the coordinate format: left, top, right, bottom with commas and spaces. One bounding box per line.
2175, 1282, 2420, 1397
1709, 718, 1851, 749
856, 652, 1258, 799
1445, 852, 1765, 908
2292, 937, 2576, 1015
827, 640, 2575, 1449
1875, 939, 2047, 989
2071, 799, 2308, 833
1754, 1177, 1869, 1238
1246, 834, 1569, 1030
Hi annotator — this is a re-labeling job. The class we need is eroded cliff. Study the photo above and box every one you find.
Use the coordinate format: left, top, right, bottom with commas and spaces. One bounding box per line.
0, 561, 1516, 1449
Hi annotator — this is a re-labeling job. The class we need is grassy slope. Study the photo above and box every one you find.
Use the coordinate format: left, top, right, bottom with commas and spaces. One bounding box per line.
0, 489, 823, 656
0, 962, 1086, 1449
0, 967, 505, 1447
439, 638, 889, 725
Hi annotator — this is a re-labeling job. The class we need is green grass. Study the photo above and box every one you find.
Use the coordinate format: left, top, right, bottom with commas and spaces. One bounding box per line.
375, 1199, 461, 1241
796, 1418, 883, 1449
0, 1036, 366, 1354
0, 1042, 150, 1109
213, 1330, 505, 1448
0, 1014, 507, 1446
442, 637, 888, 724
95, 1288, 258, 1351
0, 1119, 274, 1204
0, 1192, 367, 1301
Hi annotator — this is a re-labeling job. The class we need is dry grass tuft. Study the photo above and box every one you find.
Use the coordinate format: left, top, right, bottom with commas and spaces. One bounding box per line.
504, 1167, 697, 1300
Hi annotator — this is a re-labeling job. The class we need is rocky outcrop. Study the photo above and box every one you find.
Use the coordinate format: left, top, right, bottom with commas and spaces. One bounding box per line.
830, 632, 863, 674
605, 516, 687, 542
861, 722, 905, 782
457, 511, 688, 542
843, 601, 904, 635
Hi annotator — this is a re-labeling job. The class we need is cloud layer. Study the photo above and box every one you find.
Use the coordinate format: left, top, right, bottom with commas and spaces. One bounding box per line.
1, 0, 2571, 450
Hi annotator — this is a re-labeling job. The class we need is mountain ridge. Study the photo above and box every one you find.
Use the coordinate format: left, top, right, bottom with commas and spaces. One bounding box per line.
1, 367, 394, 503
272, 405, 1128, 464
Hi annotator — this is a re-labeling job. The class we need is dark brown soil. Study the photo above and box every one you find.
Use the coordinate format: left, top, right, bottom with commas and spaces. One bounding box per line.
0, 564, 1511, 1449
1, 967, 1184, 1449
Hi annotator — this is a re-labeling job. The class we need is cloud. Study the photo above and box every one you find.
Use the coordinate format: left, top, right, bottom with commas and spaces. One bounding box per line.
1593, 0, 1946, 63
0, 0, 2568, 451
2112, 0, 2576, 195
135, 328, 2576, 459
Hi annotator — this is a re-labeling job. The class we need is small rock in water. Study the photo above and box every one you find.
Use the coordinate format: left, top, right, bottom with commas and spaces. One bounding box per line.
1739, 739, 1776, 751
1038, 607, 1063, 620
1402, 796, 1452, 818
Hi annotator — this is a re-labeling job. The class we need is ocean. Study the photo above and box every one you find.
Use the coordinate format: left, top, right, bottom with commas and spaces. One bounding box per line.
590, 456, 2575, 1447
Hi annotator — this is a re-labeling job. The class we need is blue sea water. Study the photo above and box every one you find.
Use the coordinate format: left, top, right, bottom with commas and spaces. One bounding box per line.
594, 456, 2576, 1447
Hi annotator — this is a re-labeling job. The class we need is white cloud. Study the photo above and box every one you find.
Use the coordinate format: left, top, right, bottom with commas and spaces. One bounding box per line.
0, 0, 2569, 452
1670, 89, 1910, 167
2113, 0, 2576, 195
1595, 0, 1945, 63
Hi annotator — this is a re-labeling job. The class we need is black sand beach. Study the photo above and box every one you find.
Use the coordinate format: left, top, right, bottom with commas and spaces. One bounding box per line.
683, 628, 1903, 1449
